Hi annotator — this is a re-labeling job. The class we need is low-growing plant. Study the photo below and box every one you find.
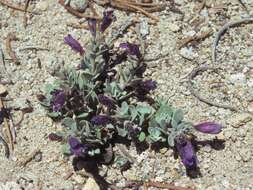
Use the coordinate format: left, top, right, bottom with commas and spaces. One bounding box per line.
38, 10, 222, 172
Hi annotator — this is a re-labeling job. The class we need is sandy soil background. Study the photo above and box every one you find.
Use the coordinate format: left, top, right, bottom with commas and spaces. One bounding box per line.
0, 0, 253, 189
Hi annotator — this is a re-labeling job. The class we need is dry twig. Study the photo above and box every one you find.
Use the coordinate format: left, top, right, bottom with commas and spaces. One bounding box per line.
23, 0, 31, 27
212, 18, 253, 64
188, 65, 239, 111
6, 33, 20, 65
178, 29, 213, 49
0, 0, 37, 13
18, 148, 41, 167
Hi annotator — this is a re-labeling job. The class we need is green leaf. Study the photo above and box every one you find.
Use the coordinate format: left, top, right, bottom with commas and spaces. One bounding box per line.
47, 111, 61, 118
76, 112, 89, 119
155, 104, 173, 124
117, 126, 128, 137
62, 144, 71, 155
120, 102, 129, 115
62, 117, 77, 131
171, 109, 184, 128
136, 105, 152, 115
148, 127, 162, 142
138, 132, 146, 142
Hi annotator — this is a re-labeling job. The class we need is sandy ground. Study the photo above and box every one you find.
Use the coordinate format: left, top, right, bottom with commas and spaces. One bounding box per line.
0, 0, 253, 189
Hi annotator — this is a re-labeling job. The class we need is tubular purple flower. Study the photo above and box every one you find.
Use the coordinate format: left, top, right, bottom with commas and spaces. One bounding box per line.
91, 115, 111, 125
88, 19, 97, 36
98, 94, 115, 109
175, 136, 197, 169
50, 90, 66, 112
141, 80, 157, 91
100, 10, 116, 32
194, 122, 222, 134
68, 137, 88, 157
119, 42, 141, 59
64, 34, 84, 55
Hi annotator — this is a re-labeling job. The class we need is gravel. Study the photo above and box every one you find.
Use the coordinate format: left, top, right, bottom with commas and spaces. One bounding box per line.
0, 0, 253, 189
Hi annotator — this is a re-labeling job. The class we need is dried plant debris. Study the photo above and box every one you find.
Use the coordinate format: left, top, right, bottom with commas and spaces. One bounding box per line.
39, 10, 223, 177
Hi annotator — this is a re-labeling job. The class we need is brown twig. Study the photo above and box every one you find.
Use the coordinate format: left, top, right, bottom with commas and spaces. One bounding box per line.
23, 0, 31, 28
0, 0, 37, 13
58, 0, 101, 20
66, 22, 89, 29
114, 0, 159, 21
212, 18, 253, 64
18, 148, 41, 167
188, 65, 239, 111
178, 29, 213, 49
6, 33, 20, 65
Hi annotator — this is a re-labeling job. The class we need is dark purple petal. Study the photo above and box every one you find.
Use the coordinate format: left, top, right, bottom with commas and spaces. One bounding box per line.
91, 115, 111, 125
141, 80, 157, 91
88, 19, 97, 36
100, 10, 116, 32
48, 133, 63, 142
50, 90, 66, 112
119, 42, 141, 59
64, 34, 84, 55
98, 94, 115, 109
194, 122, 222, 134
68, 137, 88, 157
175, 136, 197, 169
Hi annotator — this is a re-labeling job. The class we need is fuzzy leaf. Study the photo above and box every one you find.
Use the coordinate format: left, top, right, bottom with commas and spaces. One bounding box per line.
62, 144, 71, 155
62, 117, 77, 131
138, 132, 146, 142
171, 109, 184, 128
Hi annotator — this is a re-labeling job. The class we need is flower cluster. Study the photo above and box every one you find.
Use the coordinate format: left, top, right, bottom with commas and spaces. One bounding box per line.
40, 9, 224, 174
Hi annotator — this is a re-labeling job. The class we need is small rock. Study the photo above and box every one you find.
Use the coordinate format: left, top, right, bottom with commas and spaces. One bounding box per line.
168, 23, 181, 32
180, 47, 197, 60
70, 0, 88, 12
35, 1, 49, 11
0, 84, 7, 95
229, 73, 246, 84
73, 174, 85, 184
229, 113, 252, 128
82, 178, 100, 190
159, 147, 168, 154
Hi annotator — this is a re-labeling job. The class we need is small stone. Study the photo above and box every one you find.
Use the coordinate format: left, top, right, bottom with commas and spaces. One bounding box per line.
216, 133, 225, 140
180, 47, 197, 60
0, 84, 7, 95
82, 178, 100, 190
70, 0, 88, 12
35, 1, 49, 11
229, 113, 252, 128
73, 174, 85, 184
229, 73, 246, 84
160, 147, 168, 154
168, 23, 181, 32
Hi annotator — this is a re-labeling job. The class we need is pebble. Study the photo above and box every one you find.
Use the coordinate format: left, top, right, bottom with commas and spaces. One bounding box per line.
229, 113, 252, 128
82, 178, 100, 190
168, 23, 181, 32
0, 84, 7, 95
70, 0, 88, 12
180, 47, 196, 60
229, 73, 246, 84
35, 1, 49, 11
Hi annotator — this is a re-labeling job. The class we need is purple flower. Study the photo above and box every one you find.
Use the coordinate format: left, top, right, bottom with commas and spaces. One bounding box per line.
140, 80, 157, 91
88, 19, 97, 36
100, 10, 116, 32
69, 137, 88, 157
98, 94, 115, 109
50, 90, 66, 112
91, 115, 111, 125
64, 34, 84, 55
119, 42, 141, 59
175, 136, 197, 169
194, 122, 222, 134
